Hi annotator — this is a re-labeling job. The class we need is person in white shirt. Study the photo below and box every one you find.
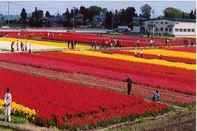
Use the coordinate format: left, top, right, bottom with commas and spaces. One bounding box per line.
149, 39, 153, 47
4, 88, 12, 122
140, 50, 144, 58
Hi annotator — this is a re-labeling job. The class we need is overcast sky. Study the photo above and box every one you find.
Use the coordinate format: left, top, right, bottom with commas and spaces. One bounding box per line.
0, 1, 196, 17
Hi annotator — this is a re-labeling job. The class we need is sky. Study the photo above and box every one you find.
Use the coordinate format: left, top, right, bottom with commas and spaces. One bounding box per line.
0, 1, 196, 17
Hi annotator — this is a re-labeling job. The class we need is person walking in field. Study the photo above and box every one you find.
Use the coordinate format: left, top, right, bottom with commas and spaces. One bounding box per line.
10, 41, 15, 52
4, 88, 12, 122
94, 40, 97, 50
117, 40, 121, 47
152, 90, 160, 101
20, 41, 24, 51
124, 77, 133, 95
70, 40, 73, 49
136, 40, 140, 47
24, 41, 28, 51
16, 40, 19, 51
165, 38, 169, 46
90, 40, 94, 49
28, 42, 32, 53
140, 50, 144, 58
149, 39, 153, 47
67, 40, 70, 49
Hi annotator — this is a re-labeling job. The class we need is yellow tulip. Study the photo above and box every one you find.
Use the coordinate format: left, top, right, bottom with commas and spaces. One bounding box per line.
65, 50, 195, 70
129, 49, 196, 60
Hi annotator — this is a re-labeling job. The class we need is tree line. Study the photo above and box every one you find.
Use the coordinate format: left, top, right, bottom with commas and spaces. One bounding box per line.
10, 4, 196, 28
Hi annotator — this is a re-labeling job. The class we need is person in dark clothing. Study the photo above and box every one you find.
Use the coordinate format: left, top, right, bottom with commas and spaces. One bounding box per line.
94, 40, 97, 50
91, 40, 94, 48
117, 40, 120, 47
16, 40, 19, 51
11, 41, 14, 52
152, 90, 160, 101
67, 40, 70, 49
124, 77, 133, 95
71, 40, 74, 49
20, 41, 24, 51
24, 42, 27, 51
183, 40, 188, 47
190, 40, 194, 46
165, 38, 169, 46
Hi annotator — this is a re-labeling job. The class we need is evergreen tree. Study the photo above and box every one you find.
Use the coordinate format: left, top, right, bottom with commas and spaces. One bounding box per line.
20, 8, 27, 27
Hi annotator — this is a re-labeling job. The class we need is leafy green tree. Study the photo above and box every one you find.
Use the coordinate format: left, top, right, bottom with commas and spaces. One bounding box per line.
87, 6, 102, 21
29, 7, 44, 27
80, 6, 88, 25
125, 7, 137, 28
140, 4, 152, 19
104, 11, 113, 28
164, 7, 183, 18
113, 9, 120, 28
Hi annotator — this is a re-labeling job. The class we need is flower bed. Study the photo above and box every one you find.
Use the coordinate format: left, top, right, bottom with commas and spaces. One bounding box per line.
129, 49, 195, 60
0, 30, 195, 47
110, 50, 195, 64
64, 50, 195, 70
0, 68, 167, 128
0, 99, 36, 120
166, 47, 196, 53
0, 52, 195, 95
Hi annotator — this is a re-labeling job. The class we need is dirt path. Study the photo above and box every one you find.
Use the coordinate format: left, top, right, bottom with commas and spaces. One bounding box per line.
0, 61, 195, 104
0, 121, 59, 131
98, 106, 196, 131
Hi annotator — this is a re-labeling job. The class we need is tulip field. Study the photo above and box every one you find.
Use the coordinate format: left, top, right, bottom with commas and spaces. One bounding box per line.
0, 52, 195, 95
0, 31, 195, 129
0, 68, 168, 127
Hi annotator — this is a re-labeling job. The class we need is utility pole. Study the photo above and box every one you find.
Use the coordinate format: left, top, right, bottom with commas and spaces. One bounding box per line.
73, 7, 75, 31
112, 14, 114, 29
7, 1, 10, 26
151, 9, 155, 36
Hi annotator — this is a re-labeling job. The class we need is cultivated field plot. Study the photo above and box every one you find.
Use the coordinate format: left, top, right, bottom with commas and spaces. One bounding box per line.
0, 36, 195, 130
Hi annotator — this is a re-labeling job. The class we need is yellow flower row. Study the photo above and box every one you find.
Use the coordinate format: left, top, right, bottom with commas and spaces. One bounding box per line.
129, 49, 196, 60
65, 50, 196, 70
0, 37, 90, 50
0, 99, 36, 120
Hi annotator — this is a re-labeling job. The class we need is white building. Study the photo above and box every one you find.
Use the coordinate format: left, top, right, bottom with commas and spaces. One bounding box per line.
143, 18, 196, 37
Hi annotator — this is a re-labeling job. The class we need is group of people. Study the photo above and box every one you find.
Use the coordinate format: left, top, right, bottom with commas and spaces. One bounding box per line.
90, 39, 122, 50
11, 40, 32, 53
124, 76, 160, 102
134, 50, 144, 58
184, 39, 195, 47
67, 40, 78, 49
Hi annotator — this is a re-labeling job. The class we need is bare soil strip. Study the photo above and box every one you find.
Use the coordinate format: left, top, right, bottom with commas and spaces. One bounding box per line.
98, 106, 195, 131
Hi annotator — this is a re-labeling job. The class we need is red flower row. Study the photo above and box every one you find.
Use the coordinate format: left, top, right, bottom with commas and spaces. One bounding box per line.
0, 52, 195, 95
0, 68, 167, 126
0, 30, 195, 47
